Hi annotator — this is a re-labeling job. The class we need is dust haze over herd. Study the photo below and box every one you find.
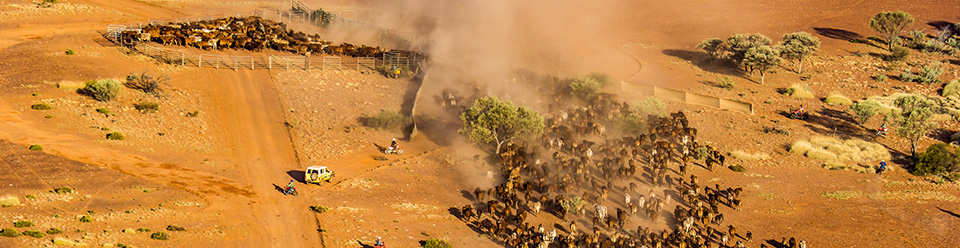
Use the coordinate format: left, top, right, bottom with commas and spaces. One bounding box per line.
0, 0, 959, 248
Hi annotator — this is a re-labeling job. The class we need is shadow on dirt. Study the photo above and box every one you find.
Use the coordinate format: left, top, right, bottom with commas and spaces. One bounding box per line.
286, 170, 305, 183
661, 49, 744, 77
356, 240, 375, 248
813, 27, 863, 41
937, 207, 960, 219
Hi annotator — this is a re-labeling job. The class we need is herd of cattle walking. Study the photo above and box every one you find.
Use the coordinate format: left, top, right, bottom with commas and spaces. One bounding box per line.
447, 80, 808, 248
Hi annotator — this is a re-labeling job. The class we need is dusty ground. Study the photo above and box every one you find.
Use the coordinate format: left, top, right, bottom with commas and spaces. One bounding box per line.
0, 0, 959, 248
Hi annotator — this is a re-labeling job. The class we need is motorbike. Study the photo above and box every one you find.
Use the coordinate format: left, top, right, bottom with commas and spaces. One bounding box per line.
384, 146, 404, 155
282, 186, 298, 196
789, 110, 808, 120
876, 127, 888, 136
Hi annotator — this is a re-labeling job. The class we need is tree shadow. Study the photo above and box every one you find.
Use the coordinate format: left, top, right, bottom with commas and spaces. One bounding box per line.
286, 170, 305, 183
813, 27, 863, 41
937, 207, 960, 219
662, 49, 745, 77
927, 21, 956, 31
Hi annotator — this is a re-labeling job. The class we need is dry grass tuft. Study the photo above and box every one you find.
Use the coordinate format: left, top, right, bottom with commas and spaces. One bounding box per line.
790, 84, 815, 98
730, 150, 770, 160
0, 195, 19, 207
824, 94, 853, 106
790, 137, 890, 162
820, 191, 863, 200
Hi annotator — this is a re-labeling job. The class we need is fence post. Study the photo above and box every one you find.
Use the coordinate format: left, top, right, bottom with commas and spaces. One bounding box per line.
305, 56, 309, 70
286, 58, 290, 69
269, 56, 272, 69
251, 57, 255, 70
216, 57, 220, 69
198, 55, 202, 68
181, 52, 185, 66
234, 56, 238, 71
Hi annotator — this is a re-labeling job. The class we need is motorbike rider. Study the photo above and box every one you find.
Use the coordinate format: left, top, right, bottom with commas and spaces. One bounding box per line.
878, 123, 888, 134
794, 105, 805, 116
375, 237, 384, 246
390, 138, 398, 150
285, 179, 295, 195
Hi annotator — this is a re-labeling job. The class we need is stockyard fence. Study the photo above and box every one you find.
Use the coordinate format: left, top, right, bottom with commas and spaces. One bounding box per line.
105, 9, 426, 72
621, 81, 754, 114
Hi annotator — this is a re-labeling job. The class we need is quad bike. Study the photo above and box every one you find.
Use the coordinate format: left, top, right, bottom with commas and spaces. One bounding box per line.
876, 127, 888, 136
384, 146, 404, 155
789, 110, 809, 120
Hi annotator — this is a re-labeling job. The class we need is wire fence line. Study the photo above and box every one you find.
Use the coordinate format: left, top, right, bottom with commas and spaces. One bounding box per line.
621, 81, 755, 114
105, 8, 426, 72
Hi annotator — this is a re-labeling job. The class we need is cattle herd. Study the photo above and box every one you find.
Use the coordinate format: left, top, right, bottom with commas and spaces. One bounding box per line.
119, 16, 392, 57
445, 74, 808, 248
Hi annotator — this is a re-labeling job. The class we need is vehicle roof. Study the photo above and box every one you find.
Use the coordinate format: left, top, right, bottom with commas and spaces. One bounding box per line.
306, 165, 327, 170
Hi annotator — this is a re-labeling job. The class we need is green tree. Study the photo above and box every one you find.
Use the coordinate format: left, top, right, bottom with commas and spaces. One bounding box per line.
778, 32, 821, 74
870, 11, 914, 50
913, 143, 960, 176
743, 46, 782, 85
569, 76, 602, 100
696, 38, 725, 57
726, 33, 773, 67
894, 95, 938, 158
460, 96, 544, 154
848, 100, 881, 125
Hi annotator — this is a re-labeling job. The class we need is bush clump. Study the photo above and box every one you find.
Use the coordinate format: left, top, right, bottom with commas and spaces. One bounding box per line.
824, 94, 852, 106
423, 238, 453, 248
134, 101, 159, 113
28, 144, 43, 150
716, 76, 735, 90
21, 230, 44, 238
78, 215, 92, 223
309, 205, 329, 214
125, 72, 169, 96
165, 225, 186, 231
150, 231, 170, 240
137, 228, 151, 232
912, 142, 960, 176
942, 79, 960, 98
64, 49, 75, 55
96, 108, 111, 114
361, 110, 412, 131
849, 100, 882, 125
46, 228, 63, 234
0, 195, 19, 207
0, 228, 19, 237
52, 187, 74, 194
890, 47, 909, 61
79, 80, 120, 102
780, 84, 814, 98
635, 97, 666, 118
790, 137, 891, 162
14, 220, 33, 227
728, 165, 746, 172
900, 62, 943, 84
873, 74, 888, 82
31, 103, 52, 110
106, 132, 125, 141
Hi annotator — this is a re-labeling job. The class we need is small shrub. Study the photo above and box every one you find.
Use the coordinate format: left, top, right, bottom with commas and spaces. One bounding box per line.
569, 76, 602, 100
762, 126, 789, 135
134, 101, 159, 113
619, 113, 648, 134
14, 220, 34, 227
695, 146, 710, 160
890, 47, 909, 61
799, 75, 812, 81
186, 111, 200, 117
125, 72, 170, 96
25, 194, 35, 199
942, 79, 960, 98
21, 230, 44, 238
824, 94, 852, 106
44, 115, 54, 118
872, 74, 888, 82
52, 187, 74, 194
31, 103, 51, 110
165, 225, 186, 231
79, 215, 92, 223
849, 38, 868, 44
635, 97, 666, 117
360, 110, 412, 131
716, 76, 735, 89
309, 205, 329, 213
900, 62, 943, 84
79, 80, 120, 101
0, 228, 19, 237
150, 231, 170, 240
912, 142, 960, 176
136, 228, 151, 232
46, 228, 63, 234
423, 238, 453, 248
106, 132, 125, 140
52, 237, 77, 246
96, 108, 110, 114
728, 165, 746, 172
64, 49, 75, 55
849, 100, 882, 125
28, 144, 43, 150
730, 151, 770, 160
